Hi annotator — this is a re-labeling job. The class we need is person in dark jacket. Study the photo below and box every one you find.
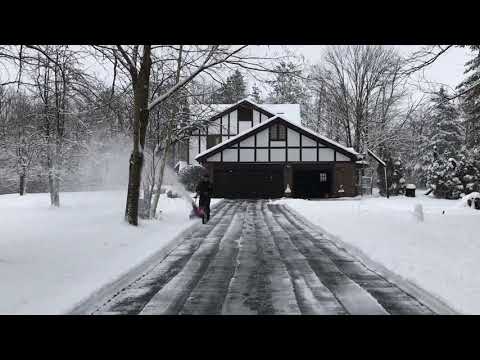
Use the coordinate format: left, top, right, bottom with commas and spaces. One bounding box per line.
195, 174, 213, 223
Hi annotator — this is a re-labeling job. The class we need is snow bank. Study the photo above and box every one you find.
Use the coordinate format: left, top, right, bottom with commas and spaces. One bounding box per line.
0, 191, 220, 314
459, 192, 480, 209
274, 195, 480, 314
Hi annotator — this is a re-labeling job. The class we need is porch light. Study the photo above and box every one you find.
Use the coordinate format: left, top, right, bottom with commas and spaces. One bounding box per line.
285, 184, 292, 197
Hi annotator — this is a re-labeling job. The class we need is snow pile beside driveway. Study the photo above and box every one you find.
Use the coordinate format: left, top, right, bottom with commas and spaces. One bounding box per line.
459, 192, 480, 209
0, 191, 220, 314
274, 194, 480, 314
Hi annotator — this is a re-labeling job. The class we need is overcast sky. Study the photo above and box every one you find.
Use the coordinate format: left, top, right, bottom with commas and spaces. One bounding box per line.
1, 45, 474, 97
289, 45, 473, 91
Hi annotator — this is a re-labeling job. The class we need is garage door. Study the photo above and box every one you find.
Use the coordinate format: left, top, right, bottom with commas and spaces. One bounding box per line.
293, 169, 332, 198
213, 165, 284, 199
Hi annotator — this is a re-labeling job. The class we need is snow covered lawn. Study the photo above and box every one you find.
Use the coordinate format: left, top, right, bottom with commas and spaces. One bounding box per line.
275, 193, 480, 314
0, 191, 220, 314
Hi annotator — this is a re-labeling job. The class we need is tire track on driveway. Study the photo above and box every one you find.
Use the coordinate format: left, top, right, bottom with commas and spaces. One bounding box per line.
268, 203, 388, 315
263, 202, 347, 315
179, 202, 247, 315
90, 199, 438, 315
140, 201, 241, 315
93, 200, 234, 315
275, 204, 434, 315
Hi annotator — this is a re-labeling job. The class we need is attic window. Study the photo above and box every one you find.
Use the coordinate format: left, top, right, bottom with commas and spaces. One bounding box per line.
207, 135, 222, 149
269, 123, 286, 141
238, 106, 253, 122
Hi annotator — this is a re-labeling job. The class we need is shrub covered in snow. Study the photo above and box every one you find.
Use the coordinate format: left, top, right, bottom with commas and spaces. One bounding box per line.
166, 189, 180, 199
455, 147, 480, 194
460, 192, 480, 210
178, 165, 207, 192
425, 156, 462, 199
391, 158, 406, 195
426, 148, 480, 200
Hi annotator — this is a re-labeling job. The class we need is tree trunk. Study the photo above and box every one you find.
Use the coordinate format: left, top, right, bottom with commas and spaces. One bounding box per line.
46, 146, 58, 206
143, 186, 153, 217
53, 174, 60, 206
47, 165, 60, 206
48, 169, 55, 205
19, 173, 26, 196
150, 143, 171, 219
52, 142, 61, 207
125, 151, 144, 224
124, 45, 152, 226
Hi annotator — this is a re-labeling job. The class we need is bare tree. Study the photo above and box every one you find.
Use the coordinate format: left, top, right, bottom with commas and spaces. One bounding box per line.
91, 45, 289, 225
0, 89, 41, 195
402, 45, 454, 76
27, 46, 74, 206
309, 46, 411, 153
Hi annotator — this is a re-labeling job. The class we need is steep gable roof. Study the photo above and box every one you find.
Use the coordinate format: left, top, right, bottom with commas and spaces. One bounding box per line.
192, 98, 302, 125
195, 115, 360, 162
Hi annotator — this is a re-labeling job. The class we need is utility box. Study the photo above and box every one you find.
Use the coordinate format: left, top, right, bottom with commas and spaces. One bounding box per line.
406, 184, 416, 197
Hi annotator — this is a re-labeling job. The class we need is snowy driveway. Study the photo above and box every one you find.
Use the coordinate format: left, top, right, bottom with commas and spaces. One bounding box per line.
88, 200, 436, 315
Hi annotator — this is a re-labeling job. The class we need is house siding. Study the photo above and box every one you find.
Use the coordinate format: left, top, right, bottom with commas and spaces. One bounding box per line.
199, 118, 358, 198
333, 162, 357, 197
183, 101, 359, 199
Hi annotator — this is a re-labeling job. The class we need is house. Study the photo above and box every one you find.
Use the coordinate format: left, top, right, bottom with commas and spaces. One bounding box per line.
176, 99, 361, 199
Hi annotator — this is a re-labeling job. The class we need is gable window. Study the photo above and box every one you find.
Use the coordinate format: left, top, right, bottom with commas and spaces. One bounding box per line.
269, 123, 286, 141
207, 135, 222, 149
238, 106, 253, 122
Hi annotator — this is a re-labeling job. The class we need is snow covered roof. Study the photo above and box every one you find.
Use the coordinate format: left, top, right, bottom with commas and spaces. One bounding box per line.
367, 149, 386, 167
195, 115, 360, 161
191, 98, 302, 125
356, 160, 369, 165
261, 103, 301, 124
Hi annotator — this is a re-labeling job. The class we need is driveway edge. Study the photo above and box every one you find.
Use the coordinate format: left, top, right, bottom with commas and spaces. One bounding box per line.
67, 199, 226, 315
282, 203, 460, 315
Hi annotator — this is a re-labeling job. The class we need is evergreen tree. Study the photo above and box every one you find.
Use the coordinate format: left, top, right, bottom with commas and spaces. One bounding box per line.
390, 158, 406, 195
426, 157, 463, 199
250, 84, 263, 103
375, 145, 405, 197
457, 46, 480, 149
267, 61, 311, 125
267, 61, 305, 104
429, 87, 463, 154
422, 87, 465, 198
455, 146, 480, 194
213, 69, 247, 103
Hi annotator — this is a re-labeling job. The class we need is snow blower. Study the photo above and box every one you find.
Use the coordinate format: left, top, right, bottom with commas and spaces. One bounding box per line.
189, 197, 205, 220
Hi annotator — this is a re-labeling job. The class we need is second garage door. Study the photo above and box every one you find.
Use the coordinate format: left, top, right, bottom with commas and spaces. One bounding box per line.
213, 165, 285, 199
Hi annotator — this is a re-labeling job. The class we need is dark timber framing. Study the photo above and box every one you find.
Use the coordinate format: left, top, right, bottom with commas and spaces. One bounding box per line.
196, 116, 359, 164
228, 113, 231, 140
285, 126, 288, 162
220, 115, 223, 162
193, 101, 360, 199
299, 134, 303, 161
195, 100, 275, 157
